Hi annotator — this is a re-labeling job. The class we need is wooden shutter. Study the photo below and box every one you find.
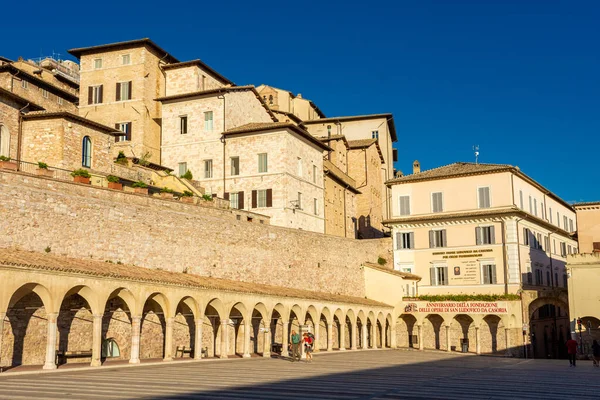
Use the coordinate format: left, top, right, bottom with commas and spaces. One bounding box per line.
483, 265, 490, 284
409, 232, 415, 249
88, 87, 93, 105
429, 230, 434, 248
266, 189, 273, 207
127, 123, 132, 141
441, 230, 447, 247
430, 267, 436, 285
251, 190, 257, 208
224, 192, 229, 200
475, 227, 482, 245
98, 85, 103, 103
490, 226, 495, 244
128, 81, 132, 99
442, 266, 448, 285
116, 82, 121, 101
396, 233, 402, 250
238, 191, 244, 209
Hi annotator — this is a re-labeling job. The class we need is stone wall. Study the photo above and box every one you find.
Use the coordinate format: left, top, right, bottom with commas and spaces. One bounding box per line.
0, 71, 77, 113
0, 170, 392, 298
165, 66, 224, 96
0, 96, 20, 159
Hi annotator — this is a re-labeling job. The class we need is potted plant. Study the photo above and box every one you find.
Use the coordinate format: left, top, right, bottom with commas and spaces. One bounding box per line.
0, 156, 17, 171
114, 151, 128, 166
160, 187, 175, 199
180, 190, 194, 203
106, 175, 122, 190
132, 181, 148, 195
71, 168, 91, 184
182, 170, 193, 180
36, 162, 54, 178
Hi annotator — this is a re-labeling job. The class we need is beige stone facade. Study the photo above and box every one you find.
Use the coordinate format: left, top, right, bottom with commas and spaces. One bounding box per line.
574, 202, 600, 253
567, 253, 600, 353
256, 85, 324, 121
163, 60, 232, 96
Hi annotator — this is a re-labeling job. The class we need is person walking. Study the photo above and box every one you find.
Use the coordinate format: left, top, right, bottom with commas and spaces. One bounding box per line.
566, 337, 578, 367
290, 330, 301, 362
303, 332, 314, 363
592, 340, 600, 368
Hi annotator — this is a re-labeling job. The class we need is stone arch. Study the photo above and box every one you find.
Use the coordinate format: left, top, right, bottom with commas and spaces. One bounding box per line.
140, 293, 169, 360
481, 314, 506, 355
271, 303, 287, 355
318, 306, 332, 350
367, 311, 376, 348
396, 314, 418, 348
344, 309, 356, 350
204, 298, 224, 358
357, 310, 367, 348
449, 314, 475, 353
529, 297, 570, 359
57, 289, 95, 365
376, 312, 385, 348
385, 313, 393, 348
288, 304, 303, 342
172, 296, 199, 359
229, 302, 247, 357
0, 123, 10, 157
333, 308, 345, 350
3, 283, 53, 367
101, 287, 135, 362
59, 285, 101, 316
423, 314, 445, 350
580, 316, 600, 354
251, 302, 270, 356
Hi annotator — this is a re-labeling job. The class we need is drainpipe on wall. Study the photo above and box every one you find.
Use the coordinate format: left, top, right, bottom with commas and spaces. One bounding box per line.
218, 94, 226, 198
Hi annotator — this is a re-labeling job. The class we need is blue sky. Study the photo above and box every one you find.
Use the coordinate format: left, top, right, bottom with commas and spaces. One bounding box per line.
3, 0, 598, 201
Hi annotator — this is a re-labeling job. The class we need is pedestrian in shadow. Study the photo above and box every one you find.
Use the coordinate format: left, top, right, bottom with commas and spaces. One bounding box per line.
566, 337, 578, 367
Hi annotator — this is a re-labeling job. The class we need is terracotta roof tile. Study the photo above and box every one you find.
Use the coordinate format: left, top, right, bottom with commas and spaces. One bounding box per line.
363, 262, 422, 281
0, 248, 390, 308
347, 139, 378, 148
224, 123, 330, 151
386, 162, 513, 184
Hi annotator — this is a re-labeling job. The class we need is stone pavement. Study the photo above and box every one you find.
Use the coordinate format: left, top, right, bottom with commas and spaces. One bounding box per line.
0, 350, 599, 399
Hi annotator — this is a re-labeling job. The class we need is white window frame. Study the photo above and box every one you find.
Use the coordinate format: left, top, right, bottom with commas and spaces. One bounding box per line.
94, 58, 103, 69
477, 186, 491, 209
257, 189, 267, 208
204, 111, 213, 131
297, 157, 302, 177
372, 130, 379, 139
116, 122, 131, 143
204, 159, 213, 179
118, 81, 131, 101
121, 54, 131, 65
258, 153, 268, 173
480, 261, 497, 285
179, 115, 188, 135
431, 264, 448, 286
230, 192, 240, 209
178, 162, 187, 178
21, 80, 28, 89
57, 96, 63, 105
476, 225, 495, 245
396, 231, 414, 250
431, 192, 443, 213
395, 263, 414, 273
230, 156, 240, 176
91, 85, 102, 104
398, 195, 411, 216
41, 89, 49, 99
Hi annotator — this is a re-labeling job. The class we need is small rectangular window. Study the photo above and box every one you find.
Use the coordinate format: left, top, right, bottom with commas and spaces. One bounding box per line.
429, 229, 447, 248
430, 265, 448, 286
313, 165, 317, 184
258, 153, 268, 173
230, 192, 240, 209
372, 130, 379, 139
204, 111, 213, 130
478, 187, 491, 208
122, 54, 131, 65
117, 81, 132, 101
313, 198, 318, 215
180, 116, 188, 134
563, 216, 568, 231
482, 264, 497, 284
297, 157, 302, 177
549, 208, 553, 223
21, 80, 28, 89
116, 122, 132, 142
399, 195, 410, 216
535, 269, 543, 286
529, 196, 532, 213
476, 226, 495, 245
257, 189, 267, 208
533, 198, 537, 216
178, 162, 187, 178
230, 156, 239, 176
41, 89, 48, 98
204, 159, 213, 178
89, 85, 103, 105
396, 232, 415, 250
523, 228, 530, 246
94, 58, 102, 69
560, 242, 567, 257
57, 97, 63, 105
519, 190, 523, 209
431, 192, 443, 213
569, 219, 574, 232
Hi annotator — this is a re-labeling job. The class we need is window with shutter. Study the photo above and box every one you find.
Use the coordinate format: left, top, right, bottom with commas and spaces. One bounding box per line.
204, 111, 213, 130
482, 264, 496, 284
475, 227, 482, 245
533, 198, 537, 216
563, 216, 568, 231
478, 187, 490, 208
90, 85, 103, 104
523, 228, 530, 246
230, 157, 239, 176
258, 153, 268, 173
204, 160, 213, 178
396, 233, 402, 250
116, 122, 132, 142
519, 190, 523, 209
266, 189, 273, 207
549, 208, 553, 223
399, 196, 410, 216
178, 162, 187, 178
180, 116, 188, 134
569, 219, 574, 232
432, 192, 443, 213
116, 82, 121, 101
238, 191, 244, 209
257, 190, 268, 208
429, 230, 446, 248
251, 190, 257, 208
529, 196, 532, 213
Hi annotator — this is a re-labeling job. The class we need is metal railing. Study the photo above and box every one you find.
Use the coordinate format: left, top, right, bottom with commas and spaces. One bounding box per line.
15, 159, 76, 182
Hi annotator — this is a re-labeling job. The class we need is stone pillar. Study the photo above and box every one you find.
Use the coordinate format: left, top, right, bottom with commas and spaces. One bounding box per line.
263, 328, 271, 358
327, 323, 333, 351
350, 323, 357, 350
314, 322, 320, 352
505, 328, 511, 357
370, 323, 375, 348
281, 320, 289, 357
91, 314, 103, 367
129, 316, 142, 364
300, 324, 306, 359
445, 325, 451, 352
243, 320, 251, 358
339, 321, 346, 350
194, 318, 203, 360
390, 324, 397, 348
43, 312, 58, 370
475, 327, 481, 355
0, 312, 5, 370
418, 325, 424, 351
220, 319, 228, 359
163, 317, 174, 361
362, 324, 368, 349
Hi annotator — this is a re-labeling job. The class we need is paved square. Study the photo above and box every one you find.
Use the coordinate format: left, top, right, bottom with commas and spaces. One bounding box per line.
0, 350, 599, 399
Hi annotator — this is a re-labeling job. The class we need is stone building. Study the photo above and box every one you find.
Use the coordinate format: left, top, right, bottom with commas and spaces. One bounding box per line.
385, 161, 577, 358
255, 85, 325, 121
573, 201, 600, 253
68, 38, 180, 164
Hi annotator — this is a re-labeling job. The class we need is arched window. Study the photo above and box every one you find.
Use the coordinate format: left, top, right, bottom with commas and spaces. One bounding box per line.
82, 136, 92, 167
0, 124, 10, 157
101, 338, 120, 358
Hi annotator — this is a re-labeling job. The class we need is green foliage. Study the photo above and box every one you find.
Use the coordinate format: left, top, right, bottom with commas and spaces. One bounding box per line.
377, 256, 387, 266
0, 156, 11, 161
44, 246, 51, 253
132, 181, 148, 188
71, 168, 91, 178
182, 191, 194, 197
115, 151, 128, 165
37, 162, 48, 169
202, 194, 213, 201
182, 170, 193, 180
106, 175, 120, 183
411, 294, 521, 302
160, 187, 174, 194
138, 151, 152, 167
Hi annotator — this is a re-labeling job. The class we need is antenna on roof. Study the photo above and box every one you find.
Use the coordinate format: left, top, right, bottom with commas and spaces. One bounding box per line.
473, 145, 480, 164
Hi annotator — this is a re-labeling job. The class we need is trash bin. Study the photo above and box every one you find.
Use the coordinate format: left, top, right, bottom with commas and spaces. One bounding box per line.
461, 338, 469, 353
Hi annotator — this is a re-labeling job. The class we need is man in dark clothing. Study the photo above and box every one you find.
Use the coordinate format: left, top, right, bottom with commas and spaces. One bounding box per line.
566, 338, 578, 367
290, 330, 301, 362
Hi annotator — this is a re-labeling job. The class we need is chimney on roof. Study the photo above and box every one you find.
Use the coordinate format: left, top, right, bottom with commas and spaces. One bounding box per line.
395, 170, 403, 178
297, 93, 302, 99
413, 160, 420, 174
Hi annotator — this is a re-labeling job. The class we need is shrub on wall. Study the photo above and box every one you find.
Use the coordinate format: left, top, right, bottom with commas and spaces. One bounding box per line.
182, 170, 193, 180
132, 181, 148, 188
408, 294, 521, 302
377, 256, 387, 266
106, 175, 120, 183
71, 169, 91, 178
37, 162, 48, 169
